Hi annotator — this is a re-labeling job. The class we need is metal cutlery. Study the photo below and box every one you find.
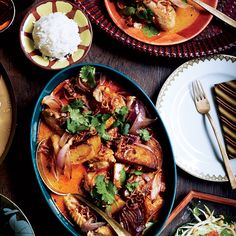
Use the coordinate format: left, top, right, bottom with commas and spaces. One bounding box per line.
192, 80, 236, 189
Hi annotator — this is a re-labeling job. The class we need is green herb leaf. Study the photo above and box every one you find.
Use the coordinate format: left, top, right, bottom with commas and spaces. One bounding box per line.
136, 8, 153, 23
122, 6, 136, 16
126, 182, 139, 193
94, 175, 117, 205
115, 106, 128, 121
131, 170, 143, 176
142, 25, 159, 38
120, 169, 126, 185
220, 229, 234, 236
138, 128, 151, 141
80, 66, 96, 88
121, 123, 130, 135
70, 99, 84, 109
192, 207, 201, 217
96, 123, 111, 141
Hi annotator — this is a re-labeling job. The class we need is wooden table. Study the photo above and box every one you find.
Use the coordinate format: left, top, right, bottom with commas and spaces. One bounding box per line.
0, 1, 235, 235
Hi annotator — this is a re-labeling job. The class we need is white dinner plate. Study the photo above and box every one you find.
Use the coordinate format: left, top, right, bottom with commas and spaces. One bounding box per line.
156, 54, 236, 182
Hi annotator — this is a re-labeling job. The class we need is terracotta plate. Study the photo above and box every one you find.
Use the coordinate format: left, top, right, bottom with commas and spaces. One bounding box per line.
104, 0, 217, 46
75, 0, 236, 58
20, 0, 93, 70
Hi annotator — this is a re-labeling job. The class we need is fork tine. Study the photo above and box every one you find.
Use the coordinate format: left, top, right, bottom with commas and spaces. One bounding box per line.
192, 81, 198, 101
192, 80, 201, 101
196, 80, 206, 99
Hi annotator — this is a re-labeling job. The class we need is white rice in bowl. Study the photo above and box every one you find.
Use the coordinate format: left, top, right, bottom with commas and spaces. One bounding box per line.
32, 12, 81, 60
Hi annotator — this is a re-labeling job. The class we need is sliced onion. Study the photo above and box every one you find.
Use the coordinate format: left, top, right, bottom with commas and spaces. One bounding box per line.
81, 218, 105, 232
42, 95, 62, 111
127, 100, 145, 124
151, 172, 161, 201
56, 143, 70, 174
52, 81, 67, 96
77, 77, 90, 93
170, 0, 189, 8
129, 112, 156, 134
99, 74, 106, 85
59, 132, 71, 147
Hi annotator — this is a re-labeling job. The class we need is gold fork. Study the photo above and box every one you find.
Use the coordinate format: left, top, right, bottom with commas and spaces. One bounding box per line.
192, 80, 236, 189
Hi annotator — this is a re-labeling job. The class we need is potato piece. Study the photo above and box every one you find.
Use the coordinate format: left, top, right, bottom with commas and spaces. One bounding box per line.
113, 163, 126, 189
105, 116, 116, 129
70, 144, 95, 164
95, 226, 114, 236
145, 195, 164, 221
106, 196, 125, 215
116, 144, 158, 170
87, 135, 101, 154
69, 135, 101, 164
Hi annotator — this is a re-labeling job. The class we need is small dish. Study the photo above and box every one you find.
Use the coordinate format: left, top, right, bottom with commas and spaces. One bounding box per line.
0, 194, 35, 235
156, 54, 236, 182
19, 0, 93, 70
0, 0, 16, 33
0, 63, 17, 165
162, 191, 236, 235
104, 0, 217, 46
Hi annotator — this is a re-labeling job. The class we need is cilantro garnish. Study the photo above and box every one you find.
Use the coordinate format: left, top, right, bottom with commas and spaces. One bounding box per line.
92, 114, 111, 141
136, 8, 153, 23
142, 25, 159, 38
80, 66, 96, 88
93, 175, 117, 205
113, 106, 130, 135
131, 170, 143, 176
122, 6, 136, 16
126, 182, 139, 193
138, 128, 151, 141
96, 123, 111, 141
120, 168, 126, 185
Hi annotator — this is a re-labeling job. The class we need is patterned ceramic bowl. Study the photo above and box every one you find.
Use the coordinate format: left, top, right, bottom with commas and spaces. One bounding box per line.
19, 0, 93, 70
0, 194, 35, 235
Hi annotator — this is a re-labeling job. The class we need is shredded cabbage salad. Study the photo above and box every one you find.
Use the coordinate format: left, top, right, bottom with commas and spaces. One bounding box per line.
175, 205, 236, 236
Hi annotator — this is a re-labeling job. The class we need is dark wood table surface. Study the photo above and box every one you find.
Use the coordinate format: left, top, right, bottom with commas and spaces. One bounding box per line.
0, 1, 236, 235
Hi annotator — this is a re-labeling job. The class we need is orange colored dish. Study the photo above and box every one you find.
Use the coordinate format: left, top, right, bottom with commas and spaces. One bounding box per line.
37, 65, 166, 235
105, 0, 218, 45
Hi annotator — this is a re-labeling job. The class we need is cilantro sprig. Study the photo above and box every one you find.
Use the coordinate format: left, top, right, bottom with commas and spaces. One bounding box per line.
92, 175, 117, 205
126, 182, 139, 193
138, 128, 151, 141
112, 106, 130, 135
80, 65, 96, 88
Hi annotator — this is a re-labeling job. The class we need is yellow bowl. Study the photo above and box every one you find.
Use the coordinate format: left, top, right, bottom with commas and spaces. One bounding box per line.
19, 0, 93, 70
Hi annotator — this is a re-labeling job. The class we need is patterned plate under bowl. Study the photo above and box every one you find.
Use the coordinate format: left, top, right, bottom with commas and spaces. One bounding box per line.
0, 194, 35, 235
20, 0, 93, 70
75, 0, 236, 58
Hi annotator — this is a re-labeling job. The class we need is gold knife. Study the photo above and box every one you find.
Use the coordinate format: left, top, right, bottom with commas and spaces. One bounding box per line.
191, 0, 236, 28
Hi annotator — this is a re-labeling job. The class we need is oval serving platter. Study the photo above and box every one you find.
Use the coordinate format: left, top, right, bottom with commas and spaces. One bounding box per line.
20, 0, 93, 70
30, 63, 177, 236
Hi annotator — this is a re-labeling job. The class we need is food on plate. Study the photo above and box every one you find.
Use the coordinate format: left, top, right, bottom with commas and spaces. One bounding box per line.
32, 12, 81, 60
37, 65, 166, 235
175, 205, 236, 236
113, 0, 189, 33
0, 74, 12, 160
